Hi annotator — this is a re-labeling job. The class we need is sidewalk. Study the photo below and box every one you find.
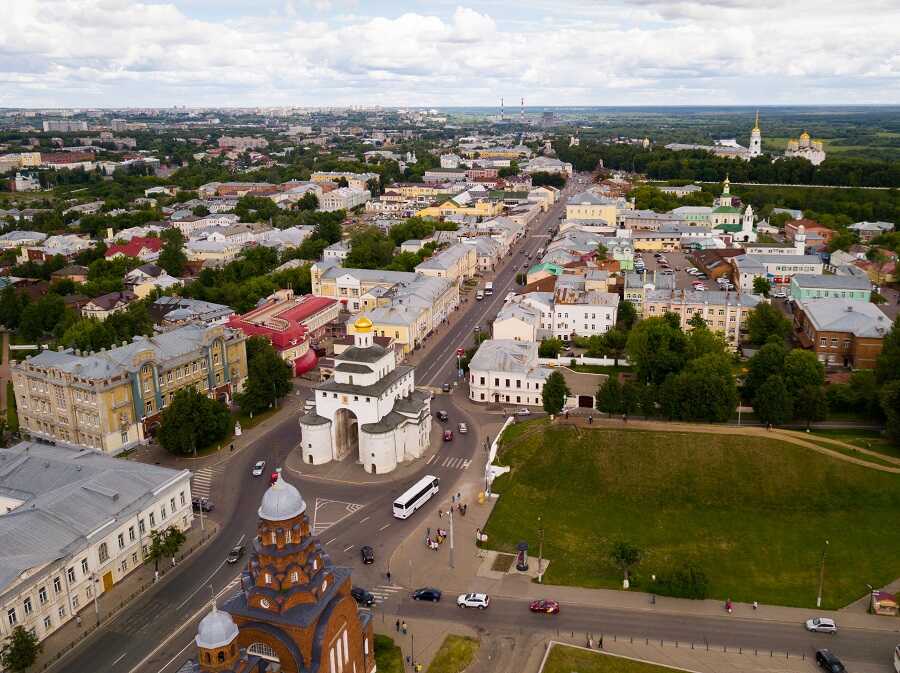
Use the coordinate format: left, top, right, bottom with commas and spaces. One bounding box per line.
33, 521, 218, 673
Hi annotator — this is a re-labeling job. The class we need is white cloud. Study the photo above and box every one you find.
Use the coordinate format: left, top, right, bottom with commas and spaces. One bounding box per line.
0, 0, 898, 106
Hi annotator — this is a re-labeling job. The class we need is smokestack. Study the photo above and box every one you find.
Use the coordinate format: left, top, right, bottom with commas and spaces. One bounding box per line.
500, 97, 504, 121
520, 97, 524, 123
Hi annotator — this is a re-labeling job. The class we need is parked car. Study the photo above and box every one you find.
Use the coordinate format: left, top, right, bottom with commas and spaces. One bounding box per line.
806, 617, 837, 634
529, 599, 560, 614
442, 382, 451, 393
458, 423, 468, 434
226, 544, 245, 564
192, 497, 214, 513
437, 410, 449, 422
772, 290, 788, 299
457, 593, 490, 609
815, 649, 846, 673
251, 460, 266, 477
360, 545, 375, 564
412, 587, 442, 602
516, 408, 531, 416
443, 430, 454, 442
351, 587, 375, 606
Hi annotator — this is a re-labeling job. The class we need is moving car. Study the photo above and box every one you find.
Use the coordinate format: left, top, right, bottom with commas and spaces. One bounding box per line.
360, 545, 375, 564
442, 382, 451, 393
351, 587, 375, 607
475, 290, 484, 300
458, 423, 468, 434
251, 460, 266, 477
806, 617, 838, 634
192, 497, 214, 513
529, 599, 560, 614
516, 408, 531, 416
412, 587, 442, 602
226, 544, 245, 564
772, 290, 788, 299
443, 430, 454, 442
457, 593, 490, 609
437, 410, 449, 422
815, 649, 846, 673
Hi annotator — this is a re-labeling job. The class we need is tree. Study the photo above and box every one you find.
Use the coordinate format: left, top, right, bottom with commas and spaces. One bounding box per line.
639, 383, 659, 417
621, 381, 640, 415
659, 353, 738, 423
600, 329, 628, 365
743, 342, 787, 401
596, 376, 622, 416
192, 205, 209, 216
237, 337, 293, 415
686, 320, 728, 361
753, 277, 772, 297
616, 300, 637, 332
0, 286, 25, 330
866, 247, 890, 286
538, 338, 563, 358
146, 526, 187, 572
345, 227, 394, 269
541, 371, 570, 415
157, 388, 231, 456
337, 176, 349, 188
610, 541, 642, 586
745, 303, 791, 346
159, 228, 187, 277
1, 626, 42, 673
626, 315, 689, 385
753, 375, 793, 426
875, 318, 900, 384
298, 191, 319, 211
794, 384, 828, 429
782, 349, 825, 394
880, 380, 900, 445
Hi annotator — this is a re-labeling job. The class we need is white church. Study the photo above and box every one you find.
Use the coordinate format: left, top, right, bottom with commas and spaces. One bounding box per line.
709, 176, 758, 243
298, 316, 433, 474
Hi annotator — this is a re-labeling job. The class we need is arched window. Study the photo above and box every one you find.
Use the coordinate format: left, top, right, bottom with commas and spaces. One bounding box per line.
230, 644, 236, 656
270, 532, 276, 545
205, 653, 211, 664
285, 530, 292, 544
264, 573, 272, 584
218, 651, 225, 663
290, 571, 298, 583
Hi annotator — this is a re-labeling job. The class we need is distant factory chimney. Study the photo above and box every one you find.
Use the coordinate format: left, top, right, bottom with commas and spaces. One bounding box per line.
500, 97, 504, 121
520, 97, 524, 123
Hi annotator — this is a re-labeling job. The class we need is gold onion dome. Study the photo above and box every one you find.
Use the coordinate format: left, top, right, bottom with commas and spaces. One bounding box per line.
354, 316, 374, 333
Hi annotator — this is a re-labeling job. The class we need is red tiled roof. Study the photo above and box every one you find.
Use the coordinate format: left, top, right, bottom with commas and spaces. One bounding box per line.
105, 236, 163, 258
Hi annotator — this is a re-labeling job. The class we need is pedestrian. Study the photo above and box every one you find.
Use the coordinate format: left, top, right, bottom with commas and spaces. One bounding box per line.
650, 594, 656, 605
451, 494, 455, 504
426, 527, 431, 538
401, 621, 407, 635
439, 509, 443, 519
599, 635, 603, 650
154, 569, 159, 583
387, 571, 392, 584
395, 619, 400, 632
565, 410, 569, 420
457, 492, 461, 501
588, 415, 593, 425
753, 601, 758, 610
622, 413, 627, 424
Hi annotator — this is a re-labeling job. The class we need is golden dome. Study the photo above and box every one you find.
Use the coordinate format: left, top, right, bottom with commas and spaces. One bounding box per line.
800, 131, 810, 140
354, 316, 373, 333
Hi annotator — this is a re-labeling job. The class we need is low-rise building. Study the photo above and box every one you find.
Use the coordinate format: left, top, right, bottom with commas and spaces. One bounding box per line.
319, 187, 370, 212
793, 298, 890, 368
565, 191, 618, 223
81, 291, 138, 321
414, 243, 478, 284
731, 253, 824, 291
11, 323, 247, 453
0, 442, 192, 646
848, 221, 894, 243
642, 289, 760, 348
105, 236, 163, 262
322, 240, 351, 262
789, 273, 872, 302
123, 264, 181, 299
150, 297, 234, 327
50, 265, 89, 284
18, 234, 93, 263
310, 171, 379, 191
468, 339, 551, 406
492, 301, 543, 342
0, 230, 47, 250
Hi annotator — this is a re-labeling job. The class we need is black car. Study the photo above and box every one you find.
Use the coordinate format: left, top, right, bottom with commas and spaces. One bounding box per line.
360, 545, 375, 564
441, 383, 451, 393
412, 587, 442, 602
436, 410, 449, 422
192, 497, 214, 513
815, 650, 846, 673
226, 544, 245, 564
351, 587, 375, 607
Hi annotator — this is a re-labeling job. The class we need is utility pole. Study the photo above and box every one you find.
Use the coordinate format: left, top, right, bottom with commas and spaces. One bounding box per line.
91, 574, 100, 626
816, 540, 830, 607
198, 494, 205, 531
537, 515, 544, 583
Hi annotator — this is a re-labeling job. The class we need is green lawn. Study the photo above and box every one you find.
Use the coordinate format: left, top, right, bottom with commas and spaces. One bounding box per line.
809, 428, 900, 460
484, 422, 900, 608
426, 635, 479, 673
543, 645, 687, 673
375, 635, 404, 673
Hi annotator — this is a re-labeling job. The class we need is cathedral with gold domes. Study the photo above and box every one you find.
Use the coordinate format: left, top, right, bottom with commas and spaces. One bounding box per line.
785, 130, 827, 165
184, 474, 375, 673
298, 315, 432, 474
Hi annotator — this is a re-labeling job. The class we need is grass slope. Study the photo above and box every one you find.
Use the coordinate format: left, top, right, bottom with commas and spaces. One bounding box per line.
374, 635, 404, 673
426, 635, 479, 673
543, 645, 688, 673
484, 422, 900, 608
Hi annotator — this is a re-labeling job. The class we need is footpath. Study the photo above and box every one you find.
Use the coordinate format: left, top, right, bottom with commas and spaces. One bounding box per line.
380, 410, 900, 673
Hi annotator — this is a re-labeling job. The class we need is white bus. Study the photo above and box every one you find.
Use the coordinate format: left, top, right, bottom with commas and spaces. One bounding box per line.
893, 644, 900, 673
392, 475, 440, 519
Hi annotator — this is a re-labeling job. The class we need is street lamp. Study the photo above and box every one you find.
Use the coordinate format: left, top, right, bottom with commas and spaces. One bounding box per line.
816, 540, 830, 608
537, 515, 544, 583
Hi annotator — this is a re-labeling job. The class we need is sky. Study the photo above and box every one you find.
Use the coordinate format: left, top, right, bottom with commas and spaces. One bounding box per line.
2, 0, 899, 108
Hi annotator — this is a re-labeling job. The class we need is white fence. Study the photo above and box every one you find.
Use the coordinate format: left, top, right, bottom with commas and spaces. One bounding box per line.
539, 355, 630, 367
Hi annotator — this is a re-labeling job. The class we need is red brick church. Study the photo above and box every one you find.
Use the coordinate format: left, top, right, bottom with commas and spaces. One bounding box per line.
182, 473, 375, 673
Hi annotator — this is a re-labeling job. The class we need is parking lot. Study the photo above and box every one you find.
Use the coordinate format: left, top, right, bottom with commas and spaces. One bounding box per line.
632, 250, 735, 292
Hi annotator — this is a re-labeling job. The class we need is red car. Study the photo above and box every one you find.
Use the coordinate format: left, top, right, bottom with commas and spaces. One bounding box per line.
443, 430, 453, 442
529, 599, 560, 614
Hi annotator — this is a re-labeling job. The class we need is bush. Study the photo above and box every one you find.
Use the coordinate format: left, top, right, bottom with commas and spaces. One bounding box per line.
651, 565, 710, 599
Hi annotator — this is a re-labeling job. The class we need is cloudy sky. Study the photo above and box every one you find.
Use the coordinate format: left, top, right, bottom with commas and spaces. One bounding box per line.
3, 0, 899, 107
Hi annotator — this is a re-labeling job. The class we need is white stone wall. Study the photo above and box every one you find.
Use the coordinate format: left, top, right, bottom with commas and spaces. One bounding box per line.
299, 420, 333, 464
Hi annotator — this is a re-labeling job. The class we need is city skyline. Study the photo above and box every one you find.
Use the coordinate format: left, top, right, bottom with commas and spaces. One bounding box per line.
3, 0, 900, 108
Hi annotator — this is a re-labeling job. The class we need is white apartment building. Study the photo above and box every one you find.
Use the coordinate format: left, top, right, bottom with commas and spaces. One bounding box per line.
468, 339, 551, 406
320, 187, 371, 212
0, 443, 192, 646
643, 289, 760, 348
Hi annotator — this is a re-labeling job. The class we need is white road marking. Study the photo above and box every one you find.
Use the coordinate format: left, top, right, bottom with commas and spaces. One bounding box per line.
426, 454, 437, 465
325, 537, 337, 545
154, 637, 194, 673
343, 545, 355, 552
461, 459, 471, 470
359, 516, 370, 523
379, 523, 390, 531
112, 652, 127, 666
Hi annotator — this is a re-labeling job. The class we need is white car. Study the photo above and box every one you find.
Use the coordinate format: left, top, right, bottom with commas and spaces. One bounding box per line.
516, 408, 531, 416
457, 593, 490, 609
251, 460, 266, 477
459, 423, 468, 434
772, 290, 788, 299
805, 617, 837, 634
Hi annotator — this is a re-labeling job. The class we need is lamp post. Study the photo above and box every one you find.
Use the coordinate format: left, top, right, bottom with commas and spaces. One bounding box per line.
537, 515, 544, 583
816, 540, 829, 608
91, 574, 100, 626
448, 502, 455, 570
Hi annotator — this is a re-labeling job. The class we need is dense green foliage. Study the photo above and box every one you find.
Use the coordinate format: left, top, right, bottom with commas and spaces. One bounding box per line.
0, 626, 42, 672
237, 337, 293, 415
541, 371, 570, 415
157, 388, 231, 455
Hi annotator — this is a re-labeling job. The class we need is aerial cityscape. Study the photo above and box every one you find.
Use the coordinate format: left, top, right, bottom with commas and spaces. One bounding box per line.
1, 3, 900, 673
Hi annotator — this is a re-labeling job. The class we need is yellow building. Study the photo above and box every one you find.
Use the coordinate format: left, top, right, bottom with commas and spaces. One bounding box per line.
394, 184, 451, 199
11, 324, 248, 454
414, 243, 478, 285
565, 191, 620, 224
417, 198, 504, 219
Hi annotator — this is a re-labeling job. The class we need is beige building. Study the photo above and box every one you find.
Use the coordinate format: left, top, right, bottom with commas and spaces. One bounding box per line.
565, 191, 621, 224
642, 289, 761, 349
414, 243, 478, 285
12, 324, 248, 454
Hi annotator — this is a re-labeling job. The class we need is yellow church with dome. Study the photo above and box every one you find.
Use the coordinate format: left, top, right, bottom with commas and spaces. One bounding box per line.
786, 130, 827, 165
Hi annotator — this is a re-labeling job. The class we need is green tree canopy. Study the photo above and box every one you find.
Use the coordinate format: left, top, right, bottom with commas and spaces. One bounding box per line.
753, 375, 793, 426
743, 341, 787, 400
875, 318, 900, 385
538, 338, 563, 358
745, 303, 791, 346
782, 348, 825, 394
157, 388, 231, 456
595, 376, 622, 416
626, 314, 690, 385
616, 300, 637, 332
158, 228, 187, 277
237, 336, 293, 416
753, 277, 772, 297
660, 353, 738, 423
542, 370, 570, 415
880, 380, 900, 445
298, 191, 319, 211
345, 227, 395, 269
0, 625, 42, 673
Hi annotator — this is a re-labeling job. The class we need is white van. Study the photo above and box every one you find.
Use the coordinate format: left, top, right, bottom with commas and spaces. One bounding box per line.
475, 290, 484, 300
484, 282, 494, 296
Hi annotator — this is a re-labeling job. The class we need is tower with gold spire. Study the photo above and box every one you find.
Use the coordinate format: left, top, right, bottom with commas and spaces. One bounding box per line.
748, 110, 762, 158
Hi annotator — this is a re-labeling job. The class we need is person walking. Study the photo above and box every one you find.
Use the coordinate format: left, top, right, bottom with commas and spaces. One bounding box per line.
387, 571, 392, 584
395, 619, 401, 632
401, 621, 408, 635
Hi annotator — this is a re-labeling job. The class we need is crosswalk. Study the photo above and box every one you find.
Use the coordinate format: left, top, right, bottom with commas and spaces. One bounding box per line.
191, 464, 226, 500
369, 584, 405, 605
427, 455, 471, 470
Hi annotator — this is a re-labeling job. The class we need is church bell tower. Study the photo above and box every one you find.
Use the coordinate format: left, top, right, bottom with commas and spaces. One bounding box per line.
749, 110, 762, 158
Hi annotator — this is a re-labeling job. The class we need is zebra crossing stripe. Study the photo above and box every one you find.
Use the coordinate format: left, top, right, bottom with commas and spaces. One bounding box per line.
461, 459, 471, 470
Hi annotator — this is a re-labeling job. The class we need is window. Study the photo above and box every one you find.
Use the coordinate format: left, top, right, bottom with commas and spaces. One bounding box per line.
290, 571, 299, 583
7, 608, 16, 626
170, 497, 176, 512
67, 567, 76, 583
149, 512, 156, 527
121, 430, 129, 444
132, 552, 138, 565
39, 586, 47, 605
58, 606, 66, 619
85, 585, 92, 599
180, 491, 186, 507
128, 526, 136, 542
120, 560, 127, 573
265, 573, 272, 584
53, 577, 62, 594
118, 533, 125, 550
43, 615, 52, 631
72, 595, 79, 610
139, 519, 146, 535
23, 598, 32, 615
99, 543, 109, 564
